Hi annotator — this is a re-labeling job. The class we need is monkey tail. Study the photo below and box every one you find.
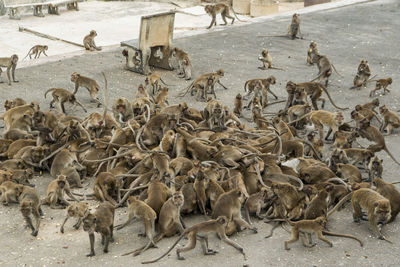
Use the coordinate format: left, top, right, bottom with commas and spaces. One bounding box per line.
384, 147, 400, 166
327, 192, 353, 217
44, 88, 55, 99
269, 66, 285, 71
141, 233, 186, 264
179, 81, 194, 97
331, 63, 344, 78
300, 139, 321, 161
320, 85, 349, 110
287, 112, 311, 125
322, 230, 363, 247
22, 48, 33, 61
231, 8, 247, 22
160, 78, 170, 86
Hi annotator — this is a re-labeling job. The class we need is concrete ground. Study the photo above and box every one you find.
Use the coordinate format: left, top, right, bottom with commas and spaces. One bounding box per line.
1, 0, 400, 266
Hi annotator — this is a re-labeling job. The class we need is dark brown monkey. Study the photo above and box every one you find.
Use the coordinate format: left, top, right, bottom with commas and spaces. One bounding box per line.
142, 216, 245, 263
60, 202, 89, 233
374, 178, 400, 223
368, 156, 383, 182
83, 202, 115, 256
284, 216, 332, 250
94, 172, 121, 206
0, 54, 19, 85
23, 45, 48, 60
83, 30, 102, 51
42, 175, 79, 209
233, 93, 243, 117
19, 186, 43, 236
45, 88, 87, 114
370, 78, 392, 97
205, 3, 234, 29
357, 118, 400, 165
70, 72, 101, 106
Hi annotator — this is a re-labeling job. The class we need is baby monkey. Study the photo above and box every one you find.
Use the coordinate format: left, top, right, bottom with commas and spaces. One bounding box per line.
258, 49, 284, 70
23, 45, 48, 60
83, 30, 102, 51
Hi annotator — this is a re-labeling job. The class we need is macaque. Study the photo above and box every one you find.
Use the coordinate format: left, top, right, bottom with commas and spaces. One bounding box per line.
70, 72, 101, 106
205, 3, 234, 29
83, 30, 102, 51
44, 88, 87, 114
23, 45, 48, 60
0, 54, 19, 85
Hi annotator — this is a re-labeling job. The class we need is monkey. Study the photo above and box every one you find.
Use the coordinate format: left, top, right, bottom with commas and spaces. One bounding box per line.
259, 13, 302, 40
244, 76, 277, 106
145, 73, 169, 95
351, 188, 391, 239
211, 188, 257, 236
142, 216, 245, 264
379, 105, 400, 135
258, 49, 284, 70
19, 186, 42, 236
94, 172, 120, 206
352, 59, 371, 89
287, 81, 348, 110
83, 202, 115, 256
0, 54, 19, 85
42, 175, 79, 209
342, 148, 374, 169
354, 104, 382, 124
357, 118, 400, 165
4, 98, 26, 111
140, 180, 172, 214
233, 93, 243, 117
154, 87, 169, 107
368, 156, 383, 182
112, 97, 133, 124
203, 99, 225, 130
136, 84, 150, 99
336, 163, 362, 183
205, 3, 234, 29
362, 98, 380, 113
117, 196, 157, 256
180, 69, 227, 99
306, 41, 318, 65
13, 145, 46, 169
289, 110, 344, 141
122, 49, 141, 68
9, 169, 34, 186
370, 78, 392, 97
311, 54, 342, 86
244, 187, 274, 224
0, 180, 24, 205
44, 88, 87, 114
288, 104, 312, 129
155, 191, 185, 239
2, 128, 33, 141
83, 30, 102, 51
374, 178, 400, 223
23, 45, 48, 60
70, 72, 101, 107
60, 202, 89, 233
159, 130, 175, 154
284, 216, 332, 250
171, 47, 192, 80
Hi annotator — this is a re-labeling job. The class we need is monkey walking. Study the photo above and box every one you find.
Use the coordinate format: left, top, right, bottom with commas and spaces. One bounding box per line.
142, 216, 246, 264
22, 45, 48, 60
0, 55, 19, 86
205, 3, 245, 29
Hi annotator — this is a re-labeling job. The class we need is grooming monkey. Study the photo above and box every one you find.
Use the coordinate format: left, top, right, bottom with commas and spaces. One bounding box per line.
0, 181, 24, 205
45, 88, 87, 114
204, 3, 234, 29
0, 54, 19, 85
142, 216, 245, 264
370, 78, 392, 97
83, 202, 115, 256
171, 47, 192, 80
41, 175, 79, 209
23, 45, 48, 60
70, 72, 101, 107
258, 49, 284, 70
60, 202, 89, 233
117, 196, 157, 256
83, 30, 102, 51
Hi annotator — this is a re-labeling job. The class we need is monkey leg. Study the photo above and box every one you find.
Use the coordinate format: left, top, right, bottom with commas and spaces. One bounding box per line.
221, 14, 228, 25
32, 209, 41, 236
199, 235, 217, 255
207, 16, 216, 29
233, 215, 257, 233
49, 193, 63, 209
176, 231, 197, 260
386, 124, 394, 135
284, 230, 299, 250
317, 232, 333, 247
300, 233, 314, 247
24, 215, 35, 234
351, 200, 363, 222
268, 89, 279, 100
87, 233, 95, 257
60, 216, 69, 233
73, 218, 83, 229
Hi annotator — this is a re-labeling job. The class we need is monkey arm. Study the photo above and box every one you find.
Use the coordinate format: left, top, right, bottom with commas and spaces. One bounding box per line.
217, 80, 228, 90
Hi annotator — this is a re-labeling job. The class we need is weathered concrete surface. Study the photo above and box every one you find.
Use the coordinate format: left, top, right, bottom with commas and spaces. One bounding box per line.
0, 0, 400, 266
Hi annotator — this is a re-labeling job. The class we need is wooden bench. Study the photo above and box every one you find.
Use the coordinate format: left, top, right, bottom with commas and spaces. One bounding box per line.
121, 11, 175, 75
3, 0, 79, 20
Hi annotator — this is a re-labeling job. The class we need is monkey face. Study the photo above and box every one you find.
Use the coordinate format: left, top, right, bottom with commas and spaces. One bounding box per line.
374, 201, 391, 224
58, 180, 66, 189
204, 5, 212, 14
172, 192, 184, 207
268, 76, 276, 84
217, 69, 224, 76
335, 112, 344, 125
90, 30, 97, 36
12, 55, 18, 64
286, 81, 296, 93
71, 73, 79, 82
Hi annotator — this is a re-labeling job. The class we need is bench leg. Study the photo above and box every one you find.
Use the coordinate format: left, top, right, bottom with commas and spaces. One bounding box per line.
34, 5, 45, 17
48, 4, 60, 15
67, 2, 79, 11
9, 8, 21, 20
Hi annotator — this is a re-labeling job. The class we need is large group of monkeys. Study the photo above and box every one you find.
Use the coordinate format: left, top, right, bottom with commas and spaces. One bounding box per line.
0, 6, 400, 266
